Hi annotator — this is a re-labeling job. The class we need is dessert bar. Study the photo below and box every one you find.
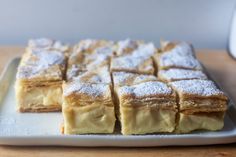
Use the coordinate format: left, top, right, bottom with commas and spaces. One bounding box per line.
111, 43, 156, 75
116, 81, 177, 135
62, 81, 116, 134
15, 47, 66, 112
169, 79, 228, 133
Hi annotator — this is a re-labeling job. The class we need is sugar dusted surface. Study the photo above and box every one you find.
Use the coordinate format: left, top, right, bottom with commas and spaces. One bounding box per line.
132, 42, 156, 58
111, 54, 153, 72
63, 82, 110, 98
93, 46, 114, 56
112, 72, 157, 86
68, 52, 109, 73
73, 67, 111, 84
66, 64, 80, 80
159, 69, 207, 81
75, 39, 114, 54
17, 50, 65, 79
116, 39, 140, 55
28, 38, 54, 49
28, 38, 68, 52
118, 81, 172, 97
170, 79, 225, 97
112, 55, 145, 69
159, 52, 202, 70
168, 42, 194, 56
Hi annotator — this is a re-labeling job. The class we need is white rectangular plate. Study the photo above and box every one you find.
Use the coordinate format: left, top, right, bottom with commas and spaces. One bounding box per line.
0, 58, 236, 147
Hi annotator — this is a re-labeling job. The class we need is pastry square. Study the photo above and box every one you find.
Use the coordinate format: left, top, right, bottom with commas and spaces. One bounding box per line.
112, 72, 158, 117
158, 68, 207, 82
62, 81, 116, 134
15, 49, 66, 112
115, 39, 144, 56
73, 39, 115, 55
169, 79, 228, 133
154, 51, 202, 70
112, 71, 157, 88
111, 43, 156, 75
115, 81, 177, 135
160, 40, 195, 57
28, 38, 69, 53
111, 55, 154, 74
68, 66, 111, 84
67, 39, 114, 75
67, 53, 110, 75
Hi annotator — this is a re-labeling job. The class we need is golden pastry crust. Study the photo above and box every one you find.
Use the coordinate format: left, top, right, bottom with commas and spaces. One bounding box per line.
158, 68, 208, 82
111, 43, 156, 75
169, 80, 227, 112
19, 105, 61, 112
67, 54, 110, 74
112, 71, 157, 87
169, 79, 227, 100
67, 39, 114, 73
160, 40, 177, 52
68, 67, 111, 84
117, 81, 176, 109
17, 49, 66, 82
63, 82, 113, 106
111, 56, 154, 75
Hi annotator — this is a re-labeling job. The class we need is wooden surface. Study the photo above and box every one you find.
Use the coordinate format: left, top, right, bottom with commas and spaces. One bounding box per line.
0, 47, 235, 157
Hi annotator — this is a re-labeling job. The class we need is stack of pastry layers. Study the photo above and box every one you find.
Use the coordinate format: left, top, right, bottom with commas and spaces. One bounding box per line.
15, 38, 228, 135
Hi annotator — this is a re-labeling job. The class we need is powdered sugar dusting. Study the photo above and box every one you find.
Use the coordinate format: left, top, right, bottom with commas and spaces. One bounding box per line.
74, 39, 114, 53
159, 52, 202, 70
118, 81, 172, 97
28, 38, 54, 49
17, 50, 65, 79
72, 67, 111, 84
94, 46, 114, 56
159, 69, 207, 81
112, 55, 145, 69
132, 42, 156, 58
111, 55, 153, 73
113, 72, 157, 86
111, 42, 156, 73
76, 39, 96, 52
116, 39, 141, 55
66, 64, 80, 80
28, 38, 68, 52
170, 79, 225, 97
63, 82, 109, 97
169, 42, 194, 56
85, 54, 109, 70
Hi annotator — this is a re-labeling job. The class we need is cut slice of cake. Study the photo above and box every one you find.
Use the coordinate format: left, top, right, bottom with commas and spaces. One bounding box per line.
15, 49, 66, 112
115, 81, 177, 135
62, 81, 116, 134
169, 79, 228, 133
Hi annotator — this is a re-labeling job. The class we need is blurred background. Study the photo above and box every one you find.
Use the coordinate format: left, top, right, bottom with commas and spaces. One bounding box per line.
0, 0, 235, 48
